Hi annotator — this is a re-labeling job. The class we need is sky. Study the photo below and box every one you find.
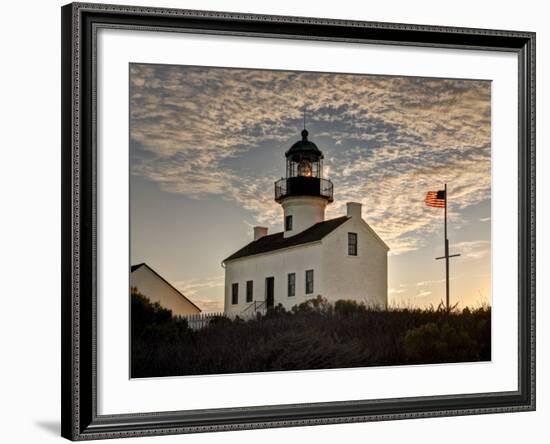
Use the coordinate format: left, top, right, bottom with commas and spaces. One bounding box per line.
130, 63, 491, 313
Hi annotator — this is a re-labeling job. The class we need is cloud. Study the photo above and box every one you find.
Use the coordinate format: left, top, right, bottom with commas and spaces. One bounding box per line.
453, 240, 491, 260
173, 275, 225, 312
416, 278, 446, 287
415, 290, 433, 298
130, 64, 491, 255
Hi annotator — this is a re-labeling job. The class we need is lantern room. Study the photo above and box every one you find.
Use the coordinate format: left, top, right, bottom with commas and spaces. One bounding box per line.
275, 128, 334, 204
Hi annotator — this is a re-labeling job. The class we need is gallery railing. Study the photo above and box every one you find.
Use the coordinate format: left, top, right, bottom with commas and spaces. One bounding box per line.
274, 177, 333, 202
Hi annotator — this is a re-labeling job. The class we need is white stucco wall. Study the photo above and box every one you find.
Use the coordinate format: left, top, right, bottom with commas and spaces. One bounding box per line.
321, 218, 388, 308
131, 265, 201, 316
281, 196, 327, 237
224, 243, 323, 317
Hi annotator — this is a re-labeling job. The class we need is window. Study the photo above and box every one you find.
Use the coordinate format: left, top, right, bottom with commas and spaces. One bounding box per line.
246, 280, 253, 303
287, 273, 296, 297
348, 232, 358, 256
231, 283, 239, 305
305, 269, 314, 294
285, 215, 293, 231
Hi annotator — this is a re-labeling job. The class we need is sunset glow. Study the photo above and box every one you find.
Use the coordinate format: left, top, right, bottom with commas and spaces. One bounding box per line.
130, 64, 491, 312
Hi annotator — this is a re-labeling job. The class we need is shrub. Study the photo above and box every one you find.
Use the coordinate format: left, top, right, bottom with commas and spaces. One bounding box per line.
291, 295, 332, 316
334, 299, 367, 317
403, 321, 481, 363
131, 293, 491, 378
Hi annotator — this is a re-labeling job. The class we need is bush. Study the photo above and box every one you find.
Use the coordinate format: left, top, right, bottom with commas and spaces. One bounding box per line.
403, 322, 476, 362
131, 293, 491, 378
291, 295, 333, 315
334, 299, 367, 317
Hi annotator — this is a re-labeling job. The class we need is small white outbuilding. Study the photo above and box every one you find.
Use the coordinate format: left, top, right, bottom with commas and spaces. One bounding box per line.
131, 263, 201, 316
223, 128, 389, 318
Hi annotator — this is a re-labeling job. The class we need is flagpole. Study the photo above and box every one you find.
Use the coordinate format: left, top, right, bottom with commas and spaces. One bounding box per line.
430, 184, 460, 311
444, 183, 450, 311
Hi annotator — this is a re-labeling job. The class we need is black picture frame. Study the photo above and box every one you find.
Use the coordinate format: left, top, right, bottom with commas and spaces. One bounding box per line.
61, 2, 536, 440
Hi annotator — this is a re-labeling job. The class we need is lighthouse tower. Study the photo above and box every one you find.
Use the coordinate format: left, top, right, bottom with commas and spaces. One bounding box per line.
274, 128, 334, 237
223, 123, 388, 317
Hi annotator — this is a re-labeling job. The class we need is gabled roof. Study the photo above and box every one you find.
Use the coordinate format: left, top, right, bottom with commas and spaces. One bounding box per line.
130, 262, 202, 312
223, 216, 349, 263
131, 263, 145, 272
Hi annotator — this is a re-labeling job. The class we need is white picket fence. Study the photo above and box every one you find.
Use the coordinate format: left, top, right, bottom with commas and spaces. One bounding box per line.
181, 301, 268, 330
182, 312, 226, 330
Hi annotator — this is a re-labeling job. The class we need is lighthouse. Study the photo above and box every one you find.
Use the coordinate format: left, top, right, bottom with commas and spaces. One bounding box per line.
223, 126, 389, 317
274, 128, 334, 237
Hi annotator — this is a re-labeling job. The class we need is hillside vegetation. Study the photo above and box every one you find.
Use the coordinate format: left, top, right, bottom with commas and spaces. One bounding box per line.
131, 292, 491, 378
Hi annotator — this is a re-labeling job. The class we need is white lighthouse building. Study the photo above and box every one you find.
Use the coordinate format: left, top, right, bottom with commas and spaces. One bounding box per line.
223, 128, 389, 317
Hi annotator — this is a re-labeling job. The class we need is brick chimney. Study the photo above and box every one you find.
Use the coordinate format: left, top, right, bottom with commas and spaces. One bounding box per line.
346, 202, 362, 219
253, 226, 268, 241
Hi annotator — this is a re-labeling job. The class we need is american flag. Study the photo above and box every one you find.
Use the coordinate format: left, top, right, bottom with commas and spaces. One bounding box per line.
425, 190, 446, 208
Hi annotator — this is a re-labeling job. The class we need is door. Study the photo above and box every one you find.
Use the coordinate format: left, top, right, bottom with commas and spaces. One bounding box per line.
265, 277, 274, 308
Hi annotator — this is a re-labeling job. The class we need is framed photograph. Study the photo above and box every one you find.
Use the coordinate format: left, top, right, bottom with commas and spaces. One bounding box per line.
61, 2, 536, 440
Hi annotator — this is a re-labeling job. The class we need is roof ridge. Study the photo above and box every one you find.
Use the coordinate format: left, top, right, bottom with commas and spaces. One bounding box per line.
247, 215, 348, 242
130, 262, 146, 272
130, 263, 202, 312
223, 216, 349, 263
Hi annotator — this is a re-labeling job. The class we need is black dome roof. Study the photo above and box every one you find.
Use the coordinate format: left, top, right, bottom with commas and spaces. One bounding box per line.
285, 129, 323, 159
